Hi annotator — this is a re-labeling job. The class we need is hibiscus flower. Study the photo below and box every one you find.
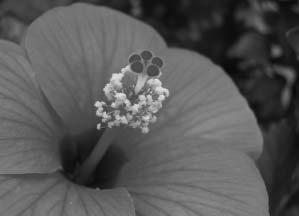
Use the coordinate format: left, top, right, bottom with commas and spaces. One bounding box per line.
0, 3, 268, 216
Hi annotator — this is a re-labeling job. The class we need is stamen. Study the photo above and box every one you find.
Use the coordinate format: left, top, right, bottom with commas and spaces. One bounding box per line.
95, 50, 169, 134
134, 73, 148, 94
77, 51, 167, 184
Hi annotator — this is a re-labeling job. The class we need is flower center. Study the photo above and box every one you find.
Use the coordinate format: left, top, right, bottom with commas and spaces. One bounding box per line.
60, 129, 127, 189
67, 50, 169, 187
95, 50, 169, 133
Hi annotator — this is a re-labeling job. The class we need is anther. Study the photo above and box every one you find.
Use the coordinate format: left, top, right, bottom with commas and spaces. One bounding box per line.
146, 64, 160, 77
131, 61, 144, 73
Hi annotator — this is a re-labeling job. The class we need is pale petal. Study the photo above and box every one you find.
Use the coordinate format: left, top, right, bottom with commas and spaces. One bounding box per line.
116, 139, 269, 216
0, 41, 63, 174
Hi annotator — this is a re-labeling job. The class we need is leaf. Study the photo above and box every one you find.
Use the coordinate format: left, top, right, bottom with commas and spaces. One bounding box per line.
257, 120, 296, 214
23, 3, 166, 135
227, 32, 269, 62
244, 73, 286, 122
0, 172, 135, 216
287, 26, 299, 55
0, 40, 63, 174
116, 139, 269, 216
0, 15, 27, 43
115, 48, 262, 159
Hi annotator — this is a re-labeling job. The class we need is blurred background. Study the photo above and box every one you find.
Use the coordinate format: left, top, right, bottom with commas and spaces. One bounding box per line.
0, 0, 298, 215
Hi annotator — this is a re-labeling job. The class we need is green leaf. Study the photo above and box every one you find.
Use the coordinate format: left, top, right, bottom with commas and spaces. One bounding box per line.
116, 139, 269, 216
257, 120, 295, 194
0, 41, 62, 174
227, 32, 269, 62
115, 49, 262, 159
0, 172, 135, 216
23, 3, 166, 135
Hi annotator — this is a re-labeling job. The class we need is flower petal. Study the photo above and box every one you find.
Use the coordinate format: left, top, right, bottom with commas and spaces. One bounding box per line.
23, 3, 166, 135
116, 49, 262, 158
116, 139, 269, 216
0, 41, 63, 174
0, 172, 135, 216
